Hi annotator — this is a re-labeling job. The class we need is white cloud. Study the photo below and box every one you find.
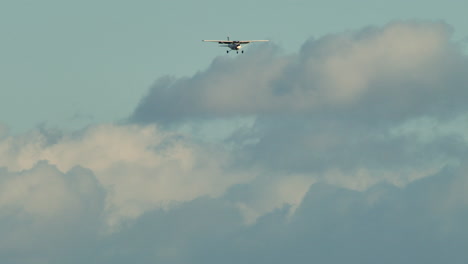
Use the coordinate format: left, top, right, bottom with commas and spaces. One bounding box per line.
232, 174, 315, 224
0, 162, 104, 262
309, 22, 450, 104
132, 21, 467, 123
0, 162, 75, 218
0, 124, 256, 230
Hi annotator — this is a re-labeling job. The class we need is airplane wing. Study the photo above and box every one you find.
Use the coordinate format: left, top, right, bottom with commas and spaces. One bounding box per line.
239, 40, 269, 44
203, 40, 269, 44
202, 40, 234, 44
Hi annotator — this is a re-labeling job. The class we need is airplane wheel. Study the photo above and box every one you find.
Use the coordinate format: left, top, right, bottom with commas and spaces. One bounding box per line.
242, 50, 244, 53
226, 50, 229, 53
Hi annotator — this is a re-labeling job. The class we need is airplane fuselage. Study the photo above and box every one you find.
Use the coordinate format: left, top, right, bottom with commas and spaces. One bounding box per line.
227, 42, 242, 50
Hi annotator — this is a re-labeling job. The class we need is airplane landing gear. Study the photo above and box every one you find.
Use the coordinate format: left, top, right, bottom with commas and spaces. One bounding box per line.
226, 50, 244, 54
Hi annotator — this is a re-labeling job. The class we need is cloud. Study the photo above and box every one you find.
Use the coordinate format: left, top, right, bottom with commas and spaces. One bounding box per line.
143, 21, 468, 189
129, 20, 468, 190
125, 21, 468, 263
224, 173, 315, 224
131, 21, 468, 124
0, 162, 105, 264
93, 166, 468, 264
0, 124, 257, 230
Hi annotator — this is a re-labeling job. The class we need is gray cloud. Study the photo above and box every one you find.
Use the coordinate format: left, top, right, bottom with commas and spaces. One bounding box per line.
131, 44, 285, 123
127, 21, 468, 263
130, 21, 468, 185
92, 165, 468, 264
131, 21, 468, 125
167, 22, 468, 187
1, 159, 467, 263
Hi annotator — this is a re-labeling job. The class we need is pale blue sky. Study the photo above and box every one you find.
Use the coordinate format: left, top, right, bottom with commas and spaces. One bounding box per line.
0, 0, 467, 133
1, 2, 468, 263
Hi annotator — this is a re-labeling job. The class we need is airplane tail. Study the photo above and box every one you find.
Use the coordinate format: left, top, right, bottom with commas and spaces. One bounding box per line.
227, 36, 230, 41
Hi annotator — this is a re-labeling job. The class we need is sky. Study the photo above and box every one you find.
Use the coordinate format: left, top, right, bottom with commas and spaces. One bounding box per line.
1, 1, 468, 263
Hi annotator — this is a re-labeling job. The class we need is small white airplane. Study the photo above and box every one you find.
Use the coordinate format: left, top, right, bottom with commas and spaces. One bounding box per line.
202, 37, 269, 54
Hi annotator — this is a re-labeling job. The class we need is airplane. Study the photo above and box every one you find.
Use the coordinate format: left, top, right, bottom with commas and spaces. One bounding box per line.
202, 37, 269, 54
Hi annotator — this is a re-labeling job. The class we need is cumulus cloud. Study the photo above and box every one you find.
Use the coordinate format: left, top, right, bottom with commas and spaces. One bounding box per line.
0, 123, 311, 263
130, 20, 468, 187
131, 21, 468, 124
0, 124, 257, 230
92, 166, 468, 264
1, 21, 468, 263
133, 21, 468, 187
124, 21, 468, 263
0, 162, 105, 263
